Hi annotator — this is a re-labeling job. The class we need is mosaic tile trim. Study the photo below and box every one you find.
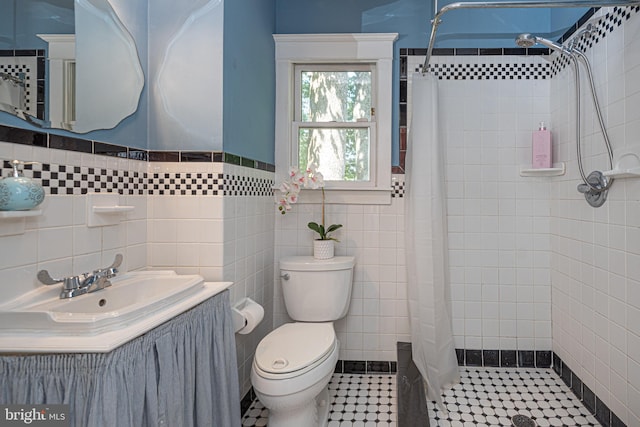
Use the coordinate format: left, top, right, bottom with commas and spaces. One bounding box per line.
425, 62, 550, 80
391, 179, 404, 198
550, 5, 640, 77
428, 367, 600, 426
241, 373, 397, 427
1, 161, 274, 197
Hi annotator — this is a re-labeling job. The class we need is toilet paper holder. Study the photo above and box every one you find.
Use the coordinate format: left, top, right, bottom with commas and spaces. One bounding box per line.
231, 297, 264, 334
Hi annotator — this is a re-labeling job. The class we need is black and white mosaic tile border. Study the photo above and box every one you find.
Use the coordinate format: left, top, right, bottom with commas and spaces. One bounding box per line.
550, 5, 640, 77
2, 160, 274, 197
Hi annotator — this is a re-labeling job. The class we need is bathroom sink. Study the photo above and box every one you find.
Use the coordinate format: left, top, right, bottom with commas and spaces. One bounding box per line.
0, 271, 232, 353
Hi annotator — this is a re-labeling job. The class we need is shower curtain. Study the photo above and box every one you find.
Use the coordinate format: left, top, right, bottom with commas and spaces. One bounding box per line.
405, 72, 459, 407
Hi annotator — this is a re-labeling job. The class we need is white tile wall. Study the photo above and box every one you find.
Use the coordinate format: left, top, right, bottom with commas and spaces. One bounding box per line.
550, 7, 640, 425
274, 183, 410, 362
410, 53, 554, 354
146, 162, 275, 398
0, 148, 274, 401
0, 145, 148, 304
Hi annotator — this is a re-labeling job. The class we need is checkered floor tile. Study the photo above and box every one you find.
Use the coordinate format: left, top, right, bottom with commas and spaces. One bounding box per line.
241, 374, 397, 426
428, 367, 601, 426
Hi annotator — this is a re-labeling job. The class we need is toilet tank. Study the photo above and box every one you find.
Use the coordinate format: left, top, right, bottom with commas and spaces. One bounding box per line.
279, 256, 355, 322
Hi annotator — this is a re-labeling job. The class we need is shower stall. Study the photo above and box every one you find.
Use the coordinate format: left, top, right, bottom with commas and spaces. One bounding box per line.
406, 1, 640, 425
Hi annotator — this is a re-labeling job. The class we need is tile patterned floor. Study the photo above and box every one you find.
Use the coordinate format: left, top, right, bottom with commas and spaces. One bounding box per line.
241, 367, 600, 427
241, 373, 398, 426
428, 367, 601, 427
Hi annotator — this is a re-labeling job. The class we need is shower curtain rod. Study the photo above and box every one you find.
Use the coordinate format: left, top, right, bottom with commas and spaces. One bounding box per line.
423, 0, 640, 71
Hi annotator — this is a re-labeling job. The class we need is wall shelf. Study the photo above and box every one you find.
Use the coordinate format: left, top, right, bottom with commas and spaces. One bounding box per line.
92, 205, 134, 214
602, 147, 640, 179
87, 193, 134, 227
0, 209, 42, 237
0, 209, 42, 219
519, 163, 566, 177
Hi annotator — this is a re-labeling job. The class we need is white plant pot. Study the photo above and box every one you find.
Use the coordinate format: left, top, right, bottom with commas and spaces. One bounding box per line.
313, 240, 334, 259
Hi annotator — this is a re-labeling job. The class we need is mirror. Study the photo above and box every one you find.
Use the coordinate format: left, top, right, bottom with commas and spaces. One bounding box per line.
0, 0, 144, 133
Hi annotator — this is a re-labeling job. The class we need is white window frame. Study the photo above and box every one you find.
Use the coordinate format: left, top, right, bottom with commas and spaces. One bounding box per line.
274, 33, 398, 205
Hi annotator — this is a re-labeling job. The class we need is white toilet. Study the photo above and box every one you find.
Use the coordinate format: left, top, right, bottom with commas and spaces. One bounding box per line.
251, 255, 355, 427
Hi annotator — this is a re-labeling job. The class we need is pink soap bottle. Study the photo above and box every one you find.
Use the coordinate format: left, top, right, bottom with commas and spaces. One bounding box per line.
532, 122, 552, 168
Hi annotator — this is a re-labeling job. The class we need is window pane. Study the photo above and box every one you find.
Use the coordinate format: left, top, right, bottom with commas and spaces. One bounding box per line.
298, 128, 370, 181
300, 71, 371, 122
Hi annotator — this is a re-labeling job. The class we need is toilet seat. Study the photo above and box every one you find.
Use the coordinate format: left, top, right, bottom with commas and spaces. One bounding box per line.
254, 323, 335, 379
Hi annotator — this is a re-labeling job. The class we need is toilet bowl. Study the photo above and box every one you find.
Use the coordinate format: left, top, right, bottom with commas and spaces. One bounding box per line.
250, 256, 355, 427
251, 323, 338, 427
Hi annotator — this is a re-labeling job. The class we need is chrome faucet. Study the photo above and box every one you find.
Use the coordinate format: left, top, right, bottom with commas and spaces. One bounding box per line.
37, 254, 123, 299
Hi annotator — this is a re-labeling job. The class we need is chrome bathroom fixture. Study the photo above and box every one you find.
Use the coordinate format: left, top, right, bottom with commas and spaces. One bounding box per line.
37, 253, 123, 299
515, 26, 615, 207
514, 33, 568, 54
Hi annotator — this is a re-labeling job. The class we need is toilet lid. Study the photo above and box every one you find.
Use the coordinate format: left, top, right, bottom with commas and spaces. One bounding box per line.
255, 323, 335, 374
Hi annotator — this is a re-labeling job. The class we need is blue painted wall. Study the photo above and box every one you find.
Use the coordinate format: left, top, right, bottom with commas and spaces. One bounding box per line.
223, 0, 276, 164
1, 0, 589, 164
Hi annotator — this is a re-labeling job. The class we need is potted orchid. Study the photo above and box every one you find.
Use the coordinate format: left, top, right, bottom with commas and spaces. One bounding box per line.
278, 165, 343, 259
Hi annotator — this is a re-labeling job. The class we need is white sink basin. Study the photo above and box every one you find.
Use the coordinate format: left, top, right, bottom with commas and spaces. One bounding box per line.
0, 271, 232, 353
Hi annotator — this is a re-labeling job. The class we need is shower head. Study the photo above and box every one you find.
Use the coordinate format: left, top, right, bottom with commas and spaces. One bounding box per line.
515, 33, 568, 54
515, 33, 536, 48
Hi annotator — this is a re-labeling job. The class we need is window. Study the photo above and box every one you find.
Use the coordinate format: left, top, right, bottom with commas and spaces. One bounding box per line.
274, 33, 398, 204
294, 64, 375, 186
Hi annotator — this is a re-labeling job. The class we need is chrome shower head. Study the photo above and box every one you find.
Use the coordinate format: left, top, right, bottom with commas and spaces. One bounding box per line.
515, 33, 536, 48
515, 33, 568, 54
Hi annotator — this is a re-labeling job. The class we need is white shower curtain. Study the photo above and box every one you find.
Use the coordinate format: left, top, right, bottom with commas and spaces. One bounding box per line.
405, 72, 459, 408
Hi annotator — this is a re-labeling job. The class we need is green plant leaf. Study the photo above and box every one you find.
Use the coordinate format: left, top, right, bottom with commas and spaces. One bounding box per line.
326, 224, 343, 234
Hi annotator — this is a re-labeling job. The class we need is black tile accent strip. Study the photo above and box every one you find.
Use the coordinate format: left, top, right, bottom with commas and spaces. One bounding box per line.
334, 359, 397, 375
49, 134, 93, 153
341, 360, 367, 374
536, 350, 552, 368
482, 349, 499, 367
464, 349, 482, 366
518, 350, 535, 367
180, 151, 213, 162
94, 141, 128, 157
0, 125, 46, 146
148, 151, 180, 162
455, 348, 552, 369
500, 349, 517, 367
0, 125, 276, 172
554, 352, 627, 427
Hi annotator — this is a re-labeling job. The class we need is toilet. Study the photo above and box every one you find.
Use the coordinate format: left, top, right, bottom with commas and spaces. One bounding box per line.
251, 255, 355, 427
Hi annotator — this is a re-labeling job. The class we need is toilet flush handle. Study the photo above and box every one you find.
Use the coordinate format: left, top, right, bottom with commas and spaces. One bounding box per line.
280, 273, 290, 280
